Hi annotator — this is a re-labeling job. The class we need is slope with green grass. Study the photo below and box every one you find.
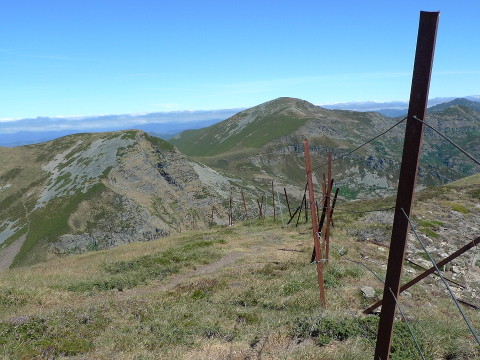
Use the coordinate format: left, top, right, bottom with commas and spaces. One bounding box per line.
171, 97, 314, 156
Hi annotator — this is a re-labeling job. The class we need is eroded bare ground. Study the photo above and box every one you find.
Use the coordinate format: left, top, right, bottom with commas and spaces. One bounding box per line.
123, 251, 246, 296
0, 234, 26, 271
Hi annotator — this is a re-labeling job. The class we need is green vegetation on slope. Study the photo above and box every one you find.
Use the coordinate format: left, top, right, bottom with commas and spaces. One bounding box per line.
11, 183, 107, 267
173, 99, 311, 156
66, 237, 225, 293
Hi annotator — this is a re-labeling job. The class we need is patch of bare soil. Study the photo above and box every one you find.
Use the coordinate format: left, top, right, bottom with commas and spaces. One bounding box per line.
120, 252, 245, 298
0, 234, 27, 271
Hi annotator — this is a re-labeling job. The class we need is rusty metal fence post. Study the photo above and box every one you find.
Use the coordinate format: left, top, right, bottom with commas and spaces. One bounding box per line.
374, 11, 439, 360
303, 139, 326, 306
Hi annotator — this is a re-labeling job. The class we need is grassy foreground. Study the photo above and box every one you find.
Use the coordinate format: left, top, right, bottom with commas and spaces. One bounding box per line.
0, 206, 479, 359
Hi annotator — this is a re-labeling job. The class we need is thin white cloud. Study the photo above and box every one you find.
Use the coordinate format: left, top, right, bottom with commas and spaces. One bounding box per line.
0, 109, 241, 134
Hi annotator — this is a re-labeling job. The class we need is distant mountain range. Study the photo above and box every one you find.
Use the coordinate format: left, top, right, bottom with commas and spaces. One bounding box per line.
172, 97, 480, 198
322, 95, 480, 117
2, 95, 479, 147
0, 109, 242, 147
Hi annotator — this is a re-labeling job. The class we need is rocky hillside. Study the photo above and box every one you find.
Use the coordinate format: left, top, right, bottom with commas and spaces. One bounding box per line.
0, 130, 253, 267
172, 97, 480, 199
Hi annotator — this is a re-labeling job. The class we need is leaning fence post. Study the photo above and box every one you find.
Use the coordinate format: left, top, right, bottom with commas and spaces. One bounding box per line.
375, 11, 439, 360
284, 187, 292, 218
275, 181, 284, 226
303, 139, 326, 306
329, 188, 339, 227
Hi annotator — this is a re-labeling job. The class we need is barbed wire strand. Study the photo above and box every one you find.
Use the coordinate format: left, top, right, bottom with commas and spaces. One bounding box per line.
412, 116, 480, 167
327, 285, 379, 343
401, 208, 480, 346
331, 243, 385, 284
333, 206, 396, 214
312, 116, 408, 172
388, 287, 427, 360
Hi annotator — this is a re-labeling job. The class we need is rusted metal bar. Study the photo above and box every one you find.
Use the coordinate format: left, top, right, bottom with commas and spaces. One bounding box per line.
365, 235, 479, 314
310, 196, 329, 263
257, 196, 264, 219
322, 179, 334, 257
325, 153, 333, 262
375, 11, 439, 360
458, 299, 480, 310
284, 188, 292, 218
275, 181, 284, 225
287, 206, 301, 225
295, 195, 305, 227
406, 258, 465, 288
303, 139, 326, 306
294, 184, 308, 226
241, 191, 248, 219
272, 181, 276, 221
329, 188, 339, 227
303, 195, 308, 222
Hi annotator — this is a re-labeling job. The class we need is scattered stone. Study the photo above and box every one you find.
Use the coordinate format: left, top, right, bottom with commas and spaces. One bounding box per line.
361, 286, 376, 299
452, 266, 462, 274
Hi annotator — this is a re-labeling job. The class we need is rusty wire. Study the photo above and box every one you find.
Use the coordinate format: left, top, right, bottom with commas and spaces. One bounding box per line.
413, 115, 480, 166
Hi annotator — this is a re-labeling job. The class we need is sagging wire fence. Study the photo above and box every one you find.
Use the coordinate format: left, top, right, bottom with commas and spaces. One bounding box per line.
211, 106, 479, 358
301, 108, 479, 357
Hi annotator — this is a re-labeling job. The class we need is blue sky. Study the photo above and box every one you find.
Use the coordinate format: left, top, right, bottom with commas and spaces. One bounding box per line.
1, 0, 479, 119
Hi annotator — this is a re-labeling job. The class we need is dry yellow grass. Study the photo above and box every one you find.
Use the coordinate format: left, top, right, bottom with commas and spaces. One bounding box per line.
0, 186, 478, 359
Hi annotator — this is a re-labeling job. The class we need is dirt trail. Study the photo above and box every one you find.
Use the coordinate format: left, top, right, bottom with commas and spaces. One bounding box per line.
120, 252, 245, 298
157, 252, 244, 291
0, 234, 26, 271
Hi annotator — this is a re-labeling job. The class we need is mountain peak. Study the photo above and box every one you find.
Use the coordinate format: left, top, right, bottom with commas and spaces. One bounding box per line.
429, 98, 480, 113
171, 97, 326, 156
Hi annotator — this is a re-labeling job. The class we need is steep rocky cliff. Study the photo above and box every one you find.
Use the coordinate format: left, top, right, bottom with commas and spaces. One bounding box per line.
0, 130, 251, 266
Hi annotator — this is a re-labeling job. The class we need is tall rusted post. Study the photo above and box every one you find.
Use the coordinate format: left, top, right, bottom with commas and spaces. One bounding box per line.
271, 181, 276, 221
241, 191, 248, 219
303, 139, 326, 306
375, 11, 439, 360
324, 152, 333, 262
